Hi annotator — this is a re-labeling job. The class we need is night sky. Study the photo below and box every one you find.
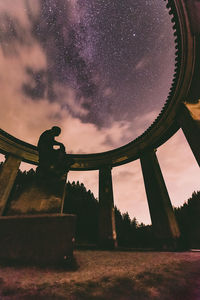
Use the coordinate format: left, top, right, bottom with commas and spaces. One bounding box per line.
0, 0, 199, 223
0, 0, 175, 151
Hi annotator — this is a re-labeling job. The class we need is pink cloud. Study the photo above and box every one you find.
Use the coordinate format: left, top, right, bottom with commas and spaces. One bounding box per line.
0, 0, 40, 28
0, 28, 133, 153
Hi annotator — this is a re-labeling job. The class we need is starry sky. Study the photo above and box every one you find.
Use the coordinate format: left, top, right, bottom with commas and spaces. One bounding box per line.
0, 0, 199, 223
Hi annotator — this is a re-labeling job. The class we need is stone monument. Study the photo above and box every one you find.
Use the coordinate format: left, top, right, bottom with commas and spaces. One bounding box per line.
0, 127, 76, 266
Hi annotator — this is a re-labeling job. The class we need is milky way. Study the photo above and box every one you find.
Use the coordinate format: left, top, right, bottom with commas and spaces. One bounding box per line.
0, 0, 175, 151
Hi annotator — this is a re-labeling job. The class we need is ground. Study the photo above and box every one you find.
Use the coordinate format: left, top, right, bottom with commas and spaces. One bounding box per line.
0, 250, 200, 299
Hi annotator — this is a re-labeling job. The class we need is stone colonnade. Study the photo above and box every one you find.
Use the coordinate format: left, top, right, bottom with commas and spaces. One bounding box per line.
0, 107, 199, 249
99, 105, 200, 249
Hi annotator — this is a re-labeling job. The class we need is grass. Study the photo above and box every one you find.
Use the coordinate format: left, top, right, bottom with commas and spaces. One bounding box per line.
0, 251, 200, 299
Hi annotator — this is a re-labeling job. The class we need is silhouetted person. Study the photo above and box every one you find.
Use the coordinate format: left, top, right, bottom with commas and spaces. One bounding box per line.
37, 126, 74, 177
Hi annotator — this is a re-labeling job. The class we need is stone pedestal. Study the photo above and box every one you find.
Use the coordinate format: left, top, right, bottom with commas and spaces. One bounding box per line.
0, 155, 21, 215
98, 167, 117, 249
0, 152, 76, 266
0, 214, 76, 265
140, 150, 180, 250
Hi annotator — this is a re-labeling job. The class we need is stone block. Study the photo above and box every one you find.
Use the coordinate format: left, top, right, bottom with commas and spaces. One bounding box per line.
0, 214, 76, 265
7, 176, 67, 215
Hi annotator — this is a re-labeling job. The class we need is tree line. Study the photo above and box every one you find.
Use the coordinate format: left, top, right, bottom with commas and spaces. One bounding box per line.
174, 191, 200, 249
1, 163, 200, 248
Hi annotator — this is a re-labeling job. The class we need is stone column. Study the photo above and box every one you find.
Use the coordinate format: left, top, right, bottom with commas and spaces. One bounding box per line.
0, 154, 21, 215
178, 105, 200, 167
98, 166, 117, 249
140, 150, 180, 250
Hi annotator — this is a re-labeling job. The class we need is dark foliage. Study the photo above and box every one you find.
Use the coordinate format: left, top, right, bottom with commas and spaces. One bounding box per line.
63, 181, 99, 243
9, 168, 36, 201
174, 191, 200, 248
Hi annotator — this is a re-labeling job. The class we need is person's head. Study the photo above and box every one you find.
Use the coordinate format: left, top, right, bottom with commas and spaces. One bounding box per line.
51, 126, 61, 136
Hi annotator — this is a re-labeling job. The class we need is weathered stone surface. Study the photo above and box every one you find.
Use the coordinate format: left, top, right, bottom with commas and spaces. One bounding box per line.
0, 214, 76, 265
7, 175, 67, 215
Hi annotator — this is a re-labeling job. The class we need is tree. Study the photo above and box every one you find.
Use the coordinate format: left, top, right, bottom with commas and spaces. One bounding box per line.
174, 191, 200, 248
63, 181, 99, 243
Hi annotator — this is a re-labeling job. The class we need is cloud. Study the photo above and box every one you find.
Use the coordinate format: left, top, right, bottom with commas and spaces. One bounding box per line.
0, 38, 48, 142
134, 56, 151, 71
53, 84, 89, 117
132, 110, 159, 137
0, 0, 39, 28
103, 87, 113, 97
0, 1, 132, 153
0, 27, 133, 153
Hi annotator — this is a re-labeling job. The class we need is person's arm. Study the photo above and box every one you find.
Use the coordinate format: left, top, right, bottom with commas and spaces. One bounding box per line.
53, 139, 65, 151
53, 140, 62, 146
